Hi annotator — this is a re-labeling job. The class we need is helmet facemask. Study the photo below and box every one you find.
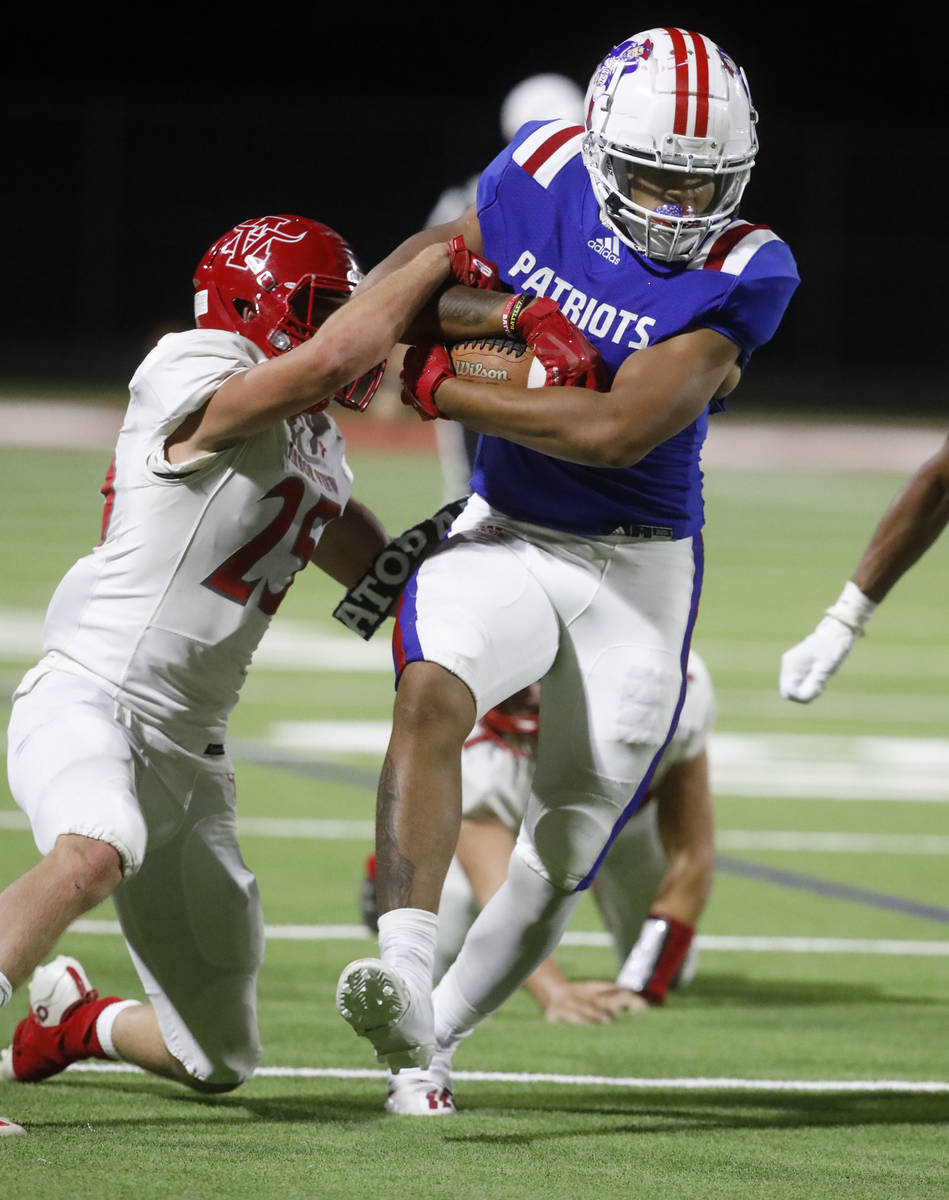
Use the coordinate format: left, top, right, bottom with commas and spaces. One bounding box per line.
592, 144, 752, 262
245, 279, 349, 354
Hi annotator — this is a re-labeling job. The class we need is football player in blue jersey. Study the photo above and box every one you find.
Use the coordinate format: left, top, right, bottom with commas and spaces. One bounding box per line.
336, 27, 799, 1114
780, 433, 949, 701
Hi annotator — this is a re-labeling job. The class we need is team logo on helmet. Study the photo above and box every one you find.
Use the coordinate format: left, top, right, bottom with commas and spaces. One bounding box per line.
218, 218, 308, 272
591, 37, 654, 94
716, 47, 738, 77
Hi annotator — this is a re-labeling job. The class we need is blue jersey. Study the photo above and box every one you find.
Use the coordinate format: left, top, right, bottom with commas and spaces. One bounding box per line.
470, 119, 800, 537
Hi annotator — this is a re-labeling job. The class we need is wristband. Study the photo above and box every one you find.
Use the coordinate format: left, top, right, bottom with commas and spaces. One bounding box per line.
501, 293, 532, 338
616, 912, 695, 1004
825, 580, 877, 635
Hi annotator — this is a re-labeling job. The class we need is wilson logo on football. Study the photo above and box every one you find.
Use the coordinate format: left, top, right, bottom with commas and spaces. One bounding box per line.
454, 360, 515, 382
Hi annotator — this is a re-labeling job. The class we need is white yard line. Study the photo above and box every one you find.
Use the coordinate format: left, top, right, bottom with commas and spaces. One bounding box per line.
62, 1061, 949, 1092
2, 812, 947, 849
60, 919, 949, 956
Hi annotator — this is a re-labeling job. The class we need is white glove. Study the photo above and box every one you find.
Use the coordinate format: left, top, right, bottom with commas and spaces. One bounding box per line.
780, 581, 877, 703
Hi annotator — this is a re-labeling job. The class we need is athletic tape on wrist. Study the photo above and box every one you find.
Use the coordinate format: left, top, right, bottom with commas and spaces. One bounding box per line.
332, 497, 467, 640
825, 579, 877, 635
616, 913, 695, 1004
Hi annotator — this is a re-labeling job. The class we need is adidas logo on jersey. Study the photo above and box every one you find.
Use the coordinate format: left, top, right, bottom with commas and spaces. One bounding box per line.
588, 234, 621, 264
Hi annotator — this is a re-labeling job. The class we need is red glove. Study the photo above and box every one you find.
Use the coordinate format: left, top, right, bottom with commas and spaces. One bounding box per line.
400, 343, 454, 420
502, 295, 606, 390
447, 235, 501, 291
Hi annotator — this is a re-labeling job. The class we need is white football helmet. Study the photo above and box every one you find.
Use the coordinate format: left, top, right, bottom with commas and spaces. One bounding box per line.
582, 28, 758, 262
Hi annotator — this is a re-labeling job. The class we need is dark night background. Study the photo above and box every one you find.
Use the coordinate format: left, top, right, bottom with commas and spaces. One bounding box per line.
2, 16, 944, 416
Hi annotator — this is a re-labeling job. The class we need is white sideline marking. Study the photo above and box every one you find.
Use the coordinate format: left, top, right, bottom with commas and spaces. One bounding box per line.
263, 724, 949, 802
715, 831, 949, 854
62, 919, 949, 956
62, 1061, 949, 1092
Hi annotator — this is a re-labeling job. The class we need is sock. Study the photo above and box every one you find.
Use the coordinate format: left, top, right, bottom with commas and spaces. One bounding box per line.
0, 971, 12, 1009
434, 851, 579, 1036
377, 908, 438, 998
95, 999, 141, 1061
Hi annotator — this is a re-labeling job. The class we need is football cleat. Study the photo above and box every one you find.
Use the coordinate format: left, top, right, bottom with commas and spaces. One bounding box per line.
0, 1116, 27, 1137
0, 955, 126, 1083
335, 958, 435, 1072
385, 1073, 456, 1116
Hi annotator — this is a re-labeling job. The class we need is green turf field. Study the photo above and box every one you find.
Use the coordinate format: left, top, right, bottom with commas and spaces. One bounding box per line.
1, 432, 947, 1199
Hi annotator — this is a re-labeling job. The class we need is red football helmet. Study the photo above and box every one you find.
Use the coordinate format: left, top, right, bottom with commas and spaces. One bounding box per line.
192, 214, 384, 410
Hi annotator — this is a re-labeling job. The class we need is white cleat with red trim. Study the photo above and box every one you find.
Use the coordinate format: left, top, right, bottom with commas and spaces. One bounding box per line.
0, 1116, 27, 1137
384, 1054, 456, 1116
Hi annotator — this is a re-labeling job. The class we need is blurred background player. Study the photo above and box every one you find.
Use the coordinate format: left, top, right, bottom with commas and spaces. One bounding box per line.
427, 73, 586, 503
335, 26, 798, 1115
362, 651, 715, 1028
0, 215, 453, 1098
780, 433, 949, 701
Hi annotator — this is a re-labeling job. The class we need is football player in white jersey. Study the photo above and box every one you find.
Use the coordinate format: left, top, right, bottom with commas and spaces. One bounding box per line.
780, 433, 949, 701
335, 28, 798, 1113
0, 214, 463, 1097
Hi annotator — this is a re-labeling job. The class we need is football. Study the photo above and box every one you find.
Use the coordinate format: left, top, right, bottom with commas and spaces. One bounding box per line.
450, 337, 547, 388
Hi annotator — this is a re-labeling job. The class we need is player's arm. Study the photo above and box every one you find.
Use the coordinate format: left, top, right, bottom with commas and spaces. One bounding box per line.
650, 749, 715, 927
353, 208, 515, 345
781, 433, 949, 702
614, 750, 714, 1006
850, 433, 949, 602
165, 242, 451, 461
423, 326, 740, 469
309, 498, 388, 588
455, 816, 633, 1024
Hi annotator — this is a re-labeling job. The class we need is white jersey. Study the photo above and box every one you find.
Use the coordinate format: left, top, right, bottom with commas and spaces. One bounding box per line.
35, 328, 353, 743
460, 650, 715, 830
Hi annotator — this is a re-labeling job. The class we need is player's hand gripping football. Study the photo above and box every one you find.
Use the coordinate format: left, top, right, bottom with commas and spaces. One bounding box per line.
446, 235, 500, 291
400, 343, 453, 420
502, 294, 606, 390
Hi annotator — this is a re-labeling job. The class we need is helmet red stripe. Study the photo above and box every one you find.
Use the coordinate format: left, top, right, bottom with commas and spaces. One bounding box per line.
688, 30, 711, 138
664, 27, 692, 135
521, 123, 583, 176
